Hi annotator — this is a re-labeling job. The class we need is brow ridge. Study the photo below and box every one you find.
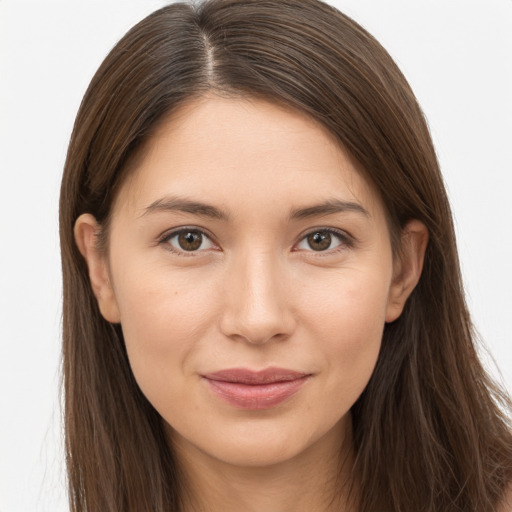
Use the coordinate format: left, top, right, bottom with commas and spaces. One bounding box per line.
142, 196, 368, 221
141, 196, 229, 220
290, 199, 369, 220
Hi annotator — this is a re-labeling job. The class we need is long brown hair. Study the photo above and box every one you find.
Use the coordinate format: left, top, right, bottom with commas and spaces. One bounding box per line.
59, 0, 512, 510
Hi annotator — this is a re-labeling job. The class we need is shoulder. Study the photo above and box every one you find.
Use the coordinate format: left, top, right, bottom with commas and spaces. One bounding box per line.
498, 483, 512, 512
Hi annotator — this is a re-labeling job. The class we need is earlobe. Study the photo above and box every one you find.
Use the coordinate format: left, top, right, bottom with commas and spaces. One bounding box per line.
385, 220, 428, 323
74, 214, 121, 324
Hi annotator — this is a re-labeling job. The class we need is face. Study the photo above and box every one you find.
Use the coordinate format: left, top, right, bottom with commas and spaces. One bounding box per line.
76, 95, 425, 469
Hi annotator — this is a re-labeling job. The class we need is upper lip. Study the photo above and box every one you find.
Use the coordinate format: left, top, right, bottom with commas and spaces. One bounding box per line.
202, 367, 310, 385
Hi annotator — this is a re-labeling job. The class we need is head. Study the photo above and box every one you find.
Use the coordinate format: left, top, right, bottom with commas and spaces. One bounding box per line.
60, 1, 510, 511
73, 91, 428, 470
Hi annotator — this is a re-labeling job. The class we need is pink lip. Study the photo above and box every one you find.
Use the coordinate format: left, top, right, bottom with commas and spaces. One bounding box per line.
202, 367, 311, 410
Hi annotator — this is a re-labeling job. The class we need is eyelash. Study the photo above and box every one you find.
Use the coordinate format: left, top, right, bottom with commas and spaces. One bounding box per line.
158, 227, 218, 257
158, 227, 354, 256
294, 228, 354, 255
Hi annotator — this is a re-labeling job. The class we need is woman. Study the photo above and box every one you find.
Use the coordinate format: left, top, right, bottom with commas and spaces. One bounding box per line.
59, 0, 512, 510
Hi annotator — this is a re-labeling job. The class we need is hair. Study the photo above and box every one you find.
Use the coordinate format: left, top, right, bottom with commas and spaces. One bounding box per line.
59, 0, 512, 510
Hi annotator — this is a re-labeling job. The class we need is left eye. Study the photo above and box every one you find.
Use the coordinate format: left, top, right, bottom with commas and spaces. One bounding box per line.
164, 229, 215, 252
296, 230, 346, 252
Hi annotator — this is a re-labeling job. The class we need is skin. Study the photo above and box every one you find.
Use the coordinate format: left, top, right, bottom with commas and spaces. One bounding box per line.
75, 95, 428, 512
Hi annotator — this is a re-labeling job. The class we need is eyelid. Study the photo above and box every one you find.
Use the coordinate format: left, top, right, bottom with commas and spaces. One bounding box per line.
293, 227, 354, 253
157, 225, 354, 256
158, 226, 220, 255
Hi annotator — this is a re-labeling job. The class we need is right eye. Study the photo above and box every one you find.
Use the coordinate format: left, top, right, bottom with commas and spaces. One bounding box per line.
161, 229, 216, 254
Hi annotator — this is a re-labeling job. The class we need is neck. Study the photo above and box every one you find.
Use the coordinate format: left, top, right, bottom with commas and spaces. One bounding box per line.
170, 416, 358, 512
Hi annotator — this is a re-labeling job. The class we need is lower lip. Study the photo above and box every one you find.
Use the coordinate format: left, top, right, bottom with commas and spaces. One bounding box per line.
204, 377, 309, 410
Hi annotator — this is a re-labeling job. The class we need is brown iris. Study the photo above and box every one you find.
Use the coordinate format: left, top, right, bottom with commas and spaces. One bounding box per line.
178, 231, 203, 251
307, 231, 332, 251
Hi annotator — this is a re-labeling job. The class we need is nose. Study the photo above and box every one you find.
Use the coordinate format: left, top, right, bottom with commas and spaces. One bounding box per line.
219, 251, 296, 345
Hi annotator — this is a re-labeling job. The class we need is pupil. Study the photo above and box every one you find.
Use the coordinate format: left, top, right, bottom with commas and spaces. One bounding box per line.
308, 231, 331, 251
178, 231, 202, 251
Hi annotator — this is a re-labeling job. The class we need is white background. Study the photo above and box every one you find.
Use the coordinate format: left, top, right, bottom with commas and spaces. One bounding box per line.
1, 1, 511, 510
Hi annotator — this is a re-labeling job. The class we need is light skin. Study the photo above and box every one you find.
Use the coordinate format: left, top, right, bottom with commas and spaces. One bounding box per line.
75, 95, 428, 512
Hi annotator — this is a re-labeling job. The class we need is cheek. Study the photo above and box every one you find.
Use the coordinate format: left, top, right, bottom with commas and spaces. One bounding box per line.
111, 261, 220, 396
301, 268, 390, 404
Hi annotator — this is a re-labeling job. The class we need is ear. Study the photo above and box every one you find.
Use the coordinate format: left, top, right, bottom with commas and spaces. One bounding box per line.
386, 219, 428, 323
74, 213, 121, 323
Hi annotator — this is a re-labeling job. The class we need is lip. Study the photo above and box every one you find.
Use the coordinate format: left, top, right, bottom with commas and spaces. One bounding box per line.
202, 367, 311, 410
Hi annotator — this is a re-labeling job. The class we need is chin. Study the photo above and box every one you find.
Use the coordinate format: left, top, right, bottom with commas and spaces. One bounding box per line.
166, 410, 349, 470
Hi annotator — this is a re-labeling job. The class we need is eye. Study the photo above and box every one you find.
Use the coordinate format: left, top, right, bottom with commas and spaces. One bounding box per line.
295, 229, 349, 252
161, 229, 216, 254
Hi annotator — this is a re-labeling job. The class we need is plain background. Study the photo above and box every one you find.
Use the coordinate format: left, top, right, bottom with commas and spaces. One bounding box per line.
1, 1, 511, 510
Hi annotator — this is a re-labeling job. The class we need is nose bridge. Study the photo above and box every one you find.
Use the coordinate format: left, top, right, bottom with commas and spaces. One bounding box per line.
220, 247, 294, 344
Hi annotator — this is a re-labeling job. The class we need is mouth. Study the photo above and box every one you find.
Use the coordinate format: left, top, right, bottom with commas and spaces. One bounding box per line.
201, 367, 311, 410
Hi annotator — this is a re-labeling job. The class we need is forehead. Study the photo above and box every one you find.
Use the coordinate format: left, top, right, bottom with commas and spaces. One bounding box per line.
114, 94, 384, 221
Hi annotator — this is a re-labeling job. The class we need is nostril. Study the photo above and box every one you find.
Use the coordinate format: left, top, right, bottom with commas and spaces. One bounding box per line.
219, 256, 296, 344
219, 300, 296, 345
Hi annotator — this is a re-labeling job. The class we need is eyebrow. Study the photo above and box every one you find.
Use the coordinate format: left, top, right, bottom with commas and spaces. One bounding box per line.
141, 196, 230, 220
141, 196, 369, 221
289, 199, 369, 220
